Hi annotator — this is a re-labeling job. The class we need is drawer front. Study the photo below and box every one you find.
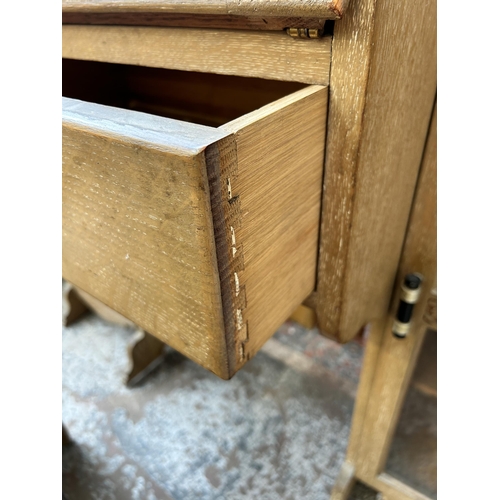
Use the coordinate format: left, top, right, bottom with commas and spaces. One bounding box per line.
63, 84, 327, 378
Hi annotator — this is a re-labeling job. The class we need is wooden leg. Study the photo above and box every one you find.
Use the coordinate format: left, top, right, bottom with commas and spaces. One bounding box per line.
330, 461, 355, 500
355, 103, 436, 481
355, 320, 428, 479
289, 303, 317, 329
345, 321, 385, 463
62, 281, 89, 326
126, 330, 166, 386
63, 281, 167, 386
331, 102, 436, 500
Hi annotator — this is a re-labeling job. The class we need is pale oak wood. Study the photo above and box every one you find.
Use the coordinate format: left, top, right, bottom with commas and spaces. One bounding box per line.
126, 329, 166, 386
64, 281, 166, 386
289, 304, 317, 329
333, 103, 436, 500
63, 98, 230, 378
412, 330, 436, 398
316, 0, 437, 343
62, 12, 327, 31
62, 25, 332, 85
330, 460, 355, 500
73, 285, 135, 327
62, 0, 348, 19
355, 103, 437, 478
62, 280, 89, 326
221, 85, 327, 366
63, 84, 327, 377
344, 320, 385, 463
359, 473, 433, 500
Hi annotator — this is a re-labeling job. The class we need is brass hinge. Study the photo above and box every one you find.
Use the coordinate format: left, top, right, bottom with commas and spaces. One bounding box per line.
286, 27, 324, 39
392, 273, 424, 339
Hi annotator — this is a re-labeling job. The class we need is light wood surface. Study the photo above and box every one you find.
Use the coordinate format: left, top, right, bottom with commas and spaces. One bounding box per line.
356, 107, 437, 478
339, 103, 437, 498
74, 286, 134, 327
62, 280, 89, 326
63, 84, 326, 377
222, 85, 327, 367
62, 0, 348, 19
361, 473, 433, 500
316, 0, 437, 343
62, 25, 332, 85
62, 97, 230, 378
412, 330, 436, 398
126, 330, 166, 386
62, 12, 327, 31
330, 461, 355, 500
289, 304, 317, 329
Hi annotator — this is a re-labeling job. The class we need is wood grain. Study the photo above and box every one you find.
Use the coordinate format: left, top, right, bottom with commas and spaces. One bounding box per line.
126, 329, 166, 386
330, 460, 355, 500
74, 285, 134, 327
289, 304, 317, 329
62, 0, 348, 19
222, 85, 327, 368
356, 102, 437, 479
334, 101, 437, 500
62, 25, 332, 85
412, 329, 436, 397
361, 473, 434, 500
316, 0, 437, 342
62, 97, 231, 378
62, 12, 327, 31
62, 82, 327, 378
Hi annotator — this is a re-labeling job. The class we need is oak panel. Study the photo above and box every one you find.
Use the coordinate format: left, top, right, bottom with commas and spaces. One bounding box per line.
62, 98, 231, 377
62, 25, 332, 85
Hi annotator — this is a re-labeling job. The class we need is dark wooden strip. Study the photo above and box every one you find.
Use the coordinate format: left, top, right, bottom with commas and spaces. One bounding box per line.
62, 12, 326, 31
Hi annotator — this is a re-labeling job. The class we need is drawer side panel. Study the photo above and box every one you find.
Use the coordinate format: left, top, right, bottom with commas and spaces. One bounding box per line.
222, 85, 328, 370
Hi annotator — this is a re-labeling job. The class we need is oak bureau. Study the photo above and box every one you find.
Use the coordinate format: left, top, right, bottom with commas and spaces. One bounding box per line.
62, 1, 437, 498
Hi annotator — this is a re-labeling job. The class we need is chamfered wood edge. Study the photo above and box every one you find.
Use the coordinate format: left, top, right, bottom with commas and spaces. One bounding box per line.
62, 12, 327, 31
62, 96, 227, 155
62, 0, 348, 19
205, 138, 242, 378
315, 0, 437, 343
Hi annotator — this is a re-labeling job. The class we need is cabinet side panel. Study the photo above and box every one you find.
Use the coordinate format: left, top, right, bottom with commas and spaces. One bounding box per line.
317, 0, 436, 342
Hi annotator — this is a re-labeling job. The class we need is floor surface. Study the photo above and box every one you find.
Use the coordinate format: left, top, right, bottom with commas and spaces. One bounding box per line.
62, 308, 435, 499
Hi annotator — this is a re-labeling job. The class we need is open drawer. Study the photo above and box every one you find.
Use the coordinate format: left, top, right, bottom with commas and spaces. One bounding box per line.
63, 60, 327, 379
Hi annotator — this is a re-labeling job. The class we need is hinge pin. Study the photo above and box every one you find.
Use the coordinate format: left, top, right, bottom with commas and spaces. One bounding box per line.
392, 273, 423, 339
286, 28, 324, 39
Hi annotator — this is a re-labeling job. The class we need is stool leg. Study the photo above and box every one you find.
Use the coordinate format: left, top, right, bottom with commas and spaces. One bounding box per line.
330, 461, 355, 500
62, 281, 89, 326
126, 330, 166, 386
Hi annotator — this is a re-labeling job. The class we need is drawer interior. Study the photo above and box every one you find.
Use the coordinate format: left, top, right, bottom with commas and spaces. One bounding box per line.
63, 59, 306, 127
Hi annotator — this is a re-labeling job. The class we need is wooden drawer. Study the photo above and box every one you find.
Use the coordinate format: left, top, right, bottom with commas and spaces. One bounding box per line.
63, 61, 327, 379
